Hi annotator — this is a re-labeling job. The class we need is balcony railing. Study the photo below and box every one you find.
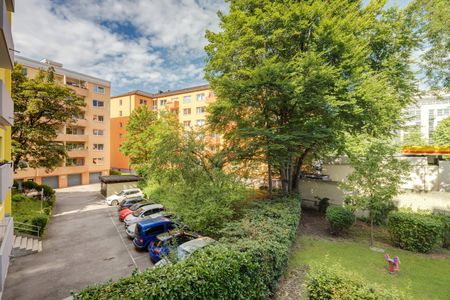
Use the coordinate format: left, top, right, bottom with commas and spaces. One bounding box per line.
0, 162, 13, 202
0, 0, 13, 69
67, 149, 89, 157
0, 217, 13, 292
0, 79, 13, 126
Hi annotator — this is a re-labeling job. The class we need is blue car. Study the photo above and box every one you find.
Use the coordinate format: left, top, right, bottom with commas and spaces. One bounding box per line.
148, 231, 198, 262
132, 217, 178, 250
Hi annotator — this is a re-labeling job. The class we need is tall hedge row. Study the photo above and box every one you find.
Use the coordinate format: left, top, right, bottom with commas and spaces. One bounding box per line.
74, 196, 301, 299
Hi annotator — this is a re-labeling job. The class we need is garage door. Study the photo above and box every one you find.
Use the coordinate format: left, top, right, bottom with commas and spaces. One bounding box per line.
42, 176, 59, 189
68, 174, 82, 186
89, 172, 101, 184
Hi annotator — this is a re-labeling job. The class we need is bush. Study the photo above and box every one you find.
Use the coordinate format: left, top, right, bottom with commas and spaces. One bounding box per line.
32, 215, 48, 236
388, 211, 442, 253
326, 206, 355, 235
21, 181, 40, 191
433, 214, 450, 249
74, 196, 301, 299
318, 197, 329, 214
109, 169, 121, 175
306, 262, 409, 300
40, 184, 55, 198
12, 194, 29, 203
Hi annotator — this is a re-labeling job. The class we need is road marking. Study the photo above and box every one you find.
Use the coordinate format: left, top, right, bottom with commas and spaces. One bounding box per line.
107, 208, 138, 269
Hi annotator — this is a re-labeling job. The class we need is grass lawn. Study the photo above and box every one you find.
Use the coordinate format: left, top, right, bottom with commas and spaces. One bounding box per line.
288, 233, 450, 300
12, 194, 53, 235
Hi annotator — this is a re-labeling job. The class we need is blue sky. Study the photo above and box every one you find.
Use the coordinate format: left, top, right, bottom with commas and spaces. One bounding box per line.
14, 0, 412, 96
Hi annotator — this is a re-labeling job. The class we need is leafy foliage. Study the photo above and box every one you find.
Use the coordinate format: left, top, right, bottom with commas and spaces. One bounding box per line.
205, 0, 417, 193
432, 116, 450, 145
74, 197, 301, 299
434, 214, 450, 249
325, 206, 355, 235
306, 262, 409, 300
402, 126, 428, 146
342, 136, 410, 245
388, 211, 443, 253
12, 64, 85, 170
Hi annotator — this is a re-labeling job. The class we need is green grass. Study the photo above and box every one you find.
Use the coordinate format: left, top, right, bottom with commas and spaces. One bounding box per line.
12, 194, 53, 235
290, 234, 450, 300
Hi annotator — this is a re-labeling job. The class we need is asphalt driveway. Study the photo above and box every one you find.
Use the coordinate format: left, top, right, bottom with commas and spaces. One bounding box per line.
4, 184, 152, 300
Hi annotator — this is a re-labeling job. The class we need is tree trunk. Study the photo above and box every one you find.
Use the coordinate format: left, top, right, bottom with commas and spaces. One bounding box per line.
268, 162, 273, 198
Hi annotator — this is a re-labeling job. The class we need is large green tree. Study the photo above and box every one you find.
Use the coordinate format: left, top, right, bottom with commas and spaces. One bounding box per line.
12, 64, 85, 170
432, 116, 450, 145
205, 0, 417, 194
402, 126, 428, 146
342, 135, 410, 246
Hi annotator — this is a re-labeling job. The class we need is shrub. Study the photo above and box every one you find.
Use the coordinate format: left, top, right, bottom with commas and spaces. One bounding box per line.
388, 211, 442, 253
21, 181, 40, 191
433, 214, 450, 249
318, 197, 330, 214
109, 169, 121, 175
306, 262, 409, 300
326, 206, 355, 235
32, 215, 48, 236
12, 194, 29, 203
39, 184, 55, 198
74, 196, 301, 299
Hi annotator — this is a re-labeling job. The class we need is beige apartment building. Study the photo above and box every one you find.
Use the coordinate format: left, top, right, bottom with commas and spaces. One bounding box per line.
14, 56, 111, 188
110, 84, 218, 171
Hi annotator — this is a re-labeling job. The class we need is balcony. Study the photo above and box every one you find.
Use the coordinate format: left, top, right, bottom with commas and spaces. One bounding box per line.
74, 118, 88, 127
68, 85, 89, 97
67, 149, 88, 158
0, 216, 13, 292
0, 0, 13, 69
0, 80, 13, 126
56, 134, 88, 143
0, 162, 13, 202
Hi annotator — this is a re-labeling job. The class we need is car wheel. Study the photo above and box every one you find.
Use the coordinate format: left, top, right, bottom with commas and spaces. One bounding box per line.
112, 200, 118, 206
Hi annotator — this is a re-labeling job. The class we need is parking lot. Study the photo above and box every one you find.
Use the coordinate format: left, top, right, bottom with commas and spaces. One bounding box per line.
4, 184, 152, 300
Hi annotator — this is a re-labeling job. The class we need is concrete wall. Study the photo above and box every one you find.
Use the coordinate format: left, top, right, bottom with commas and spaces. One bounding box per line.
104, 181, 138, 197
439, 161, 450, 192
300, 179, 344, 209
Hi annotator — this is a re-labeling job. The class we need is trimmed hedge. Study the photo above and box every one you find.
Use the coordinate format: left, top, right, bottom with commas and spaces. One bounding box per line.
388, 211, 442, 253
306, 263, 409, 299
326, 206, 355, 235
74, 196, 301, 299
434, 214, 450, 249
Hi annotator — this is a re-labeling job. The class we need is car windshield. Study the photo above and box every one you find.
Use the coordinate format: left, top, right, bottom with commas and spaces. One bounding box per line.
177, 247, 189, 261
133, 208, 144, 217
117, 191, 125, 196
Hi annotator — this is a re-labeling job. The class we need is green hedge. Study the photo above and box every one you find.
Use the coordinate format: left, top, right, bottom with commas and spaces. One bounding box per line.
74, 196, 301, 299
388, 211, 442, 253
306, 262, 409, 299
326, 206, 355, 235
434, 214, 450, 249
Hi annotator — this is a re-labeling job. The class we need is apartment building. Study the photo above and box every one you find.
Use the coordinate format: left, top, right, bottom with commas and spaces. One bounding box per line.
400, 94, 450, 144
110, 84, 217, 171
14, 56, 111, 188
0, 0, 15, 293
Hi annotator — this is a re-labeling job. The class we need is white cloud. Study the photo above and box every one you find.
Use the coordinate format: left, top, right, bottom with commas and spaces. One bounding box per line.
13, 0, 227, 94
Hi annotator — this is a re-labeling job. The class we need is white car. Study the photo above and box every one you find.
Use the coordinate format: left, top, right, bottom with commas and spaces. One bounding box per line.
124, 204, 165, 226
154, 237, 216, 267
105, 188, 144, 206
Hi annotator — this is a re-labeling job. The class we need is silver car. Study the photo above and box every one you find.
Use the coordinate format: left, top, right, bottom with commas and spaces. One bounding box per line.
124, 204, 165, 227
155, 237, 216, 267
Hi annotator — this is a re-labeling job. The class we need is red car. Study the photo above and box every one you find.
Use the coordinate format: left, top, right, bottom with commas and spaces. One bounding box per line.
119, 201, 153, 222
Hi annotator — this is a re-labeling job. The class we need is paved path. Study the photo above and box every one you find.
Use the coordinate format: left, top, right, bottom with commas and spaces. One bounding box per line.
4, 184, 152, 300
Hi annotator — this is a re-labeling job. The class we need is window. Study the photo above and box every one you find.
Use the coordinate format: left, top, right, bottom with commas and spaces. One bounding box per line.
119, 111, 122, 116
145, 225, 165, 236
210, 133, 220, 138
140, 99, 148, 105
66, 143, 85, 151
160, 99, 167, 106
93, 157, 104, 165
66, 127, 85, 135
93, 115, 104, 122
183, 108, 191, 115
93, 100, 104, 107
196, 119, 205, 127
119, 133, 123, 138
196, 93, 205, 101
66, 158, 84, 166
119, 122, 123, 128
183, 121, 191, 128
94, 85, 105, 94
196, 106, 205, 114
183, 96, 192, 104
23, 68, 28, 76
152, 100, 158, 111
93, 129, 104, 136
209, 91, 214, 97
119, 99, 122, 106
93, 143, 104, 151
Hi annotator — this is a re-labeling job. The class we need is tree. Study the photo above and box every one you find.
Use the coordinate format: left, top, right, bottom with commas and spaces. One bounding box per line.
205, 0, 418, 194
341, 136, 410, 246
402, 126, 428, 146
433, 117, 450, 145
121, 108, 247, 233
12, 64, 85, 170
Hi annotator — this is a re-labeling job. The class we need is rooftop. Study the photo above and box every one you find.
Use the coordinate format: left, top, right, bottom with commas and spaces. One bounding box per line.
111, 84, 210, 99
99, 175, 141, 184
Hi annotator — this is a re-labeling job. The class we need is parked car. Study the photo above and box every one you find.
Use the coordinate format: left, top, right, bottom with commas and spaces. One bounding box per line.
117, 196, 145, 211
148, 231, 198, 263
154, 237, 216, 267
105, 188, 144, 206
119, 201, 155, 222
124, 204, 165, 226
133, 217, 178, 250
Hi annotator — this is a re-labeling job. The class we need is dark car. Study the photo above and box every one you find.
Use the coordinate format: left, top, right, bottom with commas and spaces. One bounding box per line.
149, 231, 198, 263
117, 196, 145, 211
133, 217, 178, 250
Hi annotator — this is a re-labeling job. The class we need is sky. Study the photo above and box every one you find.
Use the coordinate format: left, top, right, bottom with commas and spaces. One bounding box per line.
13, 0, 411, 96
